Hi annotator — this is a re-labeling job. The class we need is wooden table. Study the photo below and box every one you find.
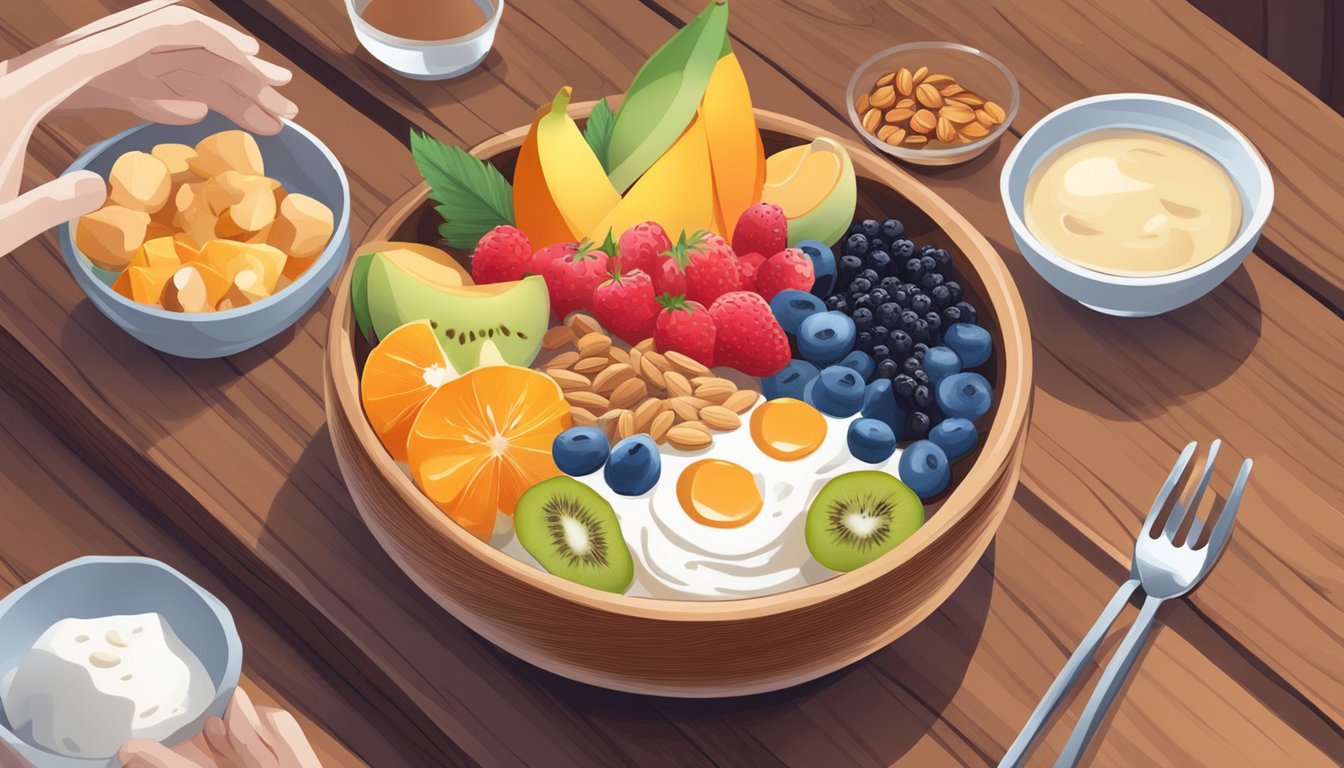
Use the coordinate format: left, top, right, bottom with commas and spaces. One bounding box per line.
2, 1, 1341, 765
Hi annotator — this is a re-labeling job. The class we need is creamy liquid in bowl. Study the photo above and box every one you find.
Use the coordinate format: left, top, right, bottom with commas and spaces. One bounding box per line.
1024, 129, 1242, 277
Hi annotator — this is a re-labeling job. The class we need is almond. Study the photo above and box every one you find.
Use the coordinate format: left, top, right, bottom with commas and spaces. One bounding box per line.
910, 109, 938, 135
609, 378, 648, 410
936, 115, 958, 144
885, 107, 916, 124
895, 97, 916, 110
633, 397, 664, 430
567, 313, 601, 336
699, 405, 741, 431
607, 346, 630, 366
722, 389, 759, 413
643, 350, 671, 372
956, 92, 985, 107
922, 73, 955, 86
984, 100, 1007, 123
869, 85, 897, 109
565, 390, 609, 411
882, 127, 907, 146
591, 363, 634, 394
639, 355, 667, 389
862, 108, 881, 134
975, 109, 995, 127
895, 67, 914, 96
911, 65, 928, 84
667, 423, 712, 451
960, 121, 990, 139
542, 325, 574, 350
616, 409, 637, 440
694, 377, 737, 399
634, 338, 656, 354
570, 408, 597, 427
663, 370, 693, 398
855, 93, 870, 114
904, 134, 929, 147
548, 351, 580, 369
874, 71, 895, 88
546, 369, 590, 391
915, 83, 944, 109
669, 396, 701, 422
577, 332, 611, 357
649, 411, 675, 444
940, 104, 977, 124
940, 83, 965, 98
573, 356, 607, 375
664, 350, 710, 377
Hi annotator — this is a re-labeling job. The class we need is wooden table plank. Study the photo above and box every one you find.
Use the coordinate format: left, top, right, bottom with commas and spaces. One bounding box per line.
0, 0, 1340, 765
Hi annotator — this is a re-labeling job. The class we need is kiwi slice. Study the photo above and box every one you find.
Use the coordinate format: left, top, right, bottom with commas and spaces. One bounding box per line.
515, 477, 633, 593
805, 471, 924, 572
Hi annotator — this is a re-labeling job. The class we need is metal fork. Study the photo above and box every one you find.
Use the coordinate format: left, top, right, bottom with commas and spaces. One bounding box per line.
999, 440, 1252, 768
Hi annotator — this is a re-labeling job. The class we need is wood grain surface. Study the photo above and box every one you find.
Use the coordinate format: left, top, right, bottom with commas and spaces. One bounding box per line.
0, 0, 1340, 766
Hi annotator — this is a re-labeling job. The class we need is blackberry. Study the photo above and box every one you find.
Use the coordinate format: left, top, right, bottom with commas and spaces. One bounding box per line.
887, 329, 913, 357
838, 255, 864, 287
871, 343, 891, 361
848, 277, 872, 294
867, 250, 892, 276
860, 219, 881, 238
921, 271, 944, 290
881, 218, 905, 239
956, 301, 978, 325
855, 330, 874, 350
876, 302, 900, 326
876, 358, 900, 380
910, 293, 933, 313
868, 287, 890, 306
941, 305, 962, 325
929, 284, 952, 310
910, 318, 930, 342
852, 308, 874, 331
907, 411, 932, 440
825, 294, 850, 313
912, 385, 933, 408
892, 238, 915, 259
845, 233, 869, 256
902, 257, 925, 282
902, 356, 922, 376
893, 374, 917, 397
945, 281, 963, 304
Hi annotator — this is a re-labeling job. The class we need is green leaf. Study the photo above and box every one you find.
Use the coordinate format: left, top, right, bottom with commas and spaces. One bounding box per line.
583, 97, 616, 172
351, 251, 375, 341
409, 129, 514, 249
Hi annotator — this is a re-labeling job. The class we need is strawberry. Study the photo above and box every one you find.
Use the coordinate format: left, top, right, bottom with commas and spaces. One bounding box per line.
651, 253, 688, 297
470, 225, 532, 284
708, 291, 791, 377
753, 247, 815, 301
663, 230, 740, 306
732, 203, 788, 261
593, 268, 659, 344
617, 221, 672, 276
653, 294, 716, 367
532, 241, 609, 320
735, 251, 766, 292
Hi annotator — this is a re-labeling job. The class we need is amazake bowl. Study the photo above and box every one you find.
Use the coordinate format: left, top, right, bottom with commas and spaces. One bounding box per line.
324, 104, 1032, 696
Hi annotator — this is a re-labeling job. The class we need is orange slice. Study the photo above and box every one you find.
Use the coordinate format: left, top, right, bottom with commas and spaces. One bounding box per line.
361, 319, 456, 462
407, 366, 572, 540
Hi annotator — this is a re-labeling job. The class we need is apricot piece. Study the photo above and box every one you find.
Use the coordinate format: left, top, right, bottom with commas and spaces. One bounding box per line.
189, 130, 263, 178
269, 194, 333, 260
217, 267, 271, 310
76, 205, 150, 272
108, 151, 171, 213
126, 264, 176, 306
161, 263, 230, 312
150, 143, 198, 185
130, 236, 182, 271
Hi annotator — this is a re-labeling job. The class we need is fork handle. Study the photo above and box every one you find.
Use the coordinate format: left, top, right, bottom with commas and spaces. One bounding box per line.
1054, 593, 1164, 767
999, 578, 1139, 768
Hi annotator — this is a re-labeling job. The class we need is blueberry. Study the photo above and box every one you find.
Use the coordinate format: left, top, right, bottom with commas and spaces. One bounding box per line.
848, 418, 897, 464
867, 250, 892, 277
875, 357, 900, 380
945, 281, 963, 304
605, 435, 661, 496
930, 284, 951, 310
848, 277, 872, 294
846, 221, 864, 237
913, 343, 929, 359
921, 243, 937, 254
911, 368, 930, 387
861, 379, 905, 436
899, 440, 950, 498
871, 343, 890, 361
902, 257, 925, 282
912, 384, 933, 408
797, 240, 838, 298
941, 305, 962, 325
910, 293, 932, 313
929, 418, 978, 460
845, 233, 869, 256
769, 289, 826, 335
943, 323, 992, 367
899, 310, 920, 331
851, 292, 873, 311
955, 301, 979, 326
893, 373, 917, 398
892, 238, 915, 259
869, 237, 886, 253
868, 287, 890, 307
931, 248, 952, 277
854, 331, 874, 351
902, 356, 922, 376
553, 426, 611, 476
825, 294, 850, 313
910, 318, 930, 342
907, 411, 932, 440
838, 254, 864, 286
936, 372, 993, 421
876, 302, 900, 327
924, 311, 943, 337
838, 350, 875, 380
803, 365, 866, 417
851, 307, 874, 332
887, 329, 913, 357
923, 345, 962, 382
871, 325, 889, 340
761, 359, 820, 400
859, 268, 880, 285
919, 255, 937, 274
881, 218, 905, 239
860, 219, 881, 238
798, 311, 857, 366
879, 276, 903, 293
921, 272, 944, 290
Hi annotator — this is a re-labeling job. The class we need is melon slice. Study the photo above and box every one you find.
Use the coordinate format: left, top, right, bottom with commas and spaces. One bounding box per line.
761, 138, 857, 247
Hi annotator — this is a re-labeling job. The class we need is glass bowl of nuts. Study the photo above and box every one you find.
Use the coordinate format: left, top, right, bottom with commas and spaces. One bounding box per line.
846, 42, 1019, 167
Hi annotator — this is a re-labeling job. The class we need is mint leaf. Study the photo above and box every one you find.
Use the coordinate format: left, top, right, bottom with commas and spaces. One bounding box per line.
409, 129, 513, 249
583, 97, 616, 173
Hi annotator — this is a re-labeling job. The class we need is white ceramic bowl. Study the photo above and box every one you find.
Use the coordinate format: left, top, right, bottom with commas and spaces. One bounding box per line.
0, 557, 241, 768
344, 0, 502, 80
1000, 93, 1273, 317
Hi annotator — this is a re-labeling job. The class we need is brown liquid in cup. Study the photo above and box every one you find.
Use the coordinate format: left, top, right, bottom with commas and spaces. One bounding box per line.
361, 0, 489, 41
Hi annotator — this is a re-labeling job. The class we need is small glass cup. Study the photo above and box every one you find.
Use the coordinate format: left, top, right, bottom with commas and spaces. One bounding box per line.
344, 0, 503, 80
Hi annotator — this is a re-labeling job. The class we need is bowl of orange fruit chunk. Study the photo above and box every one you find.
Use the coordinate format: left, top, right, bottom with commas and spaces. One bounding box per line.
59, 112, 350, 358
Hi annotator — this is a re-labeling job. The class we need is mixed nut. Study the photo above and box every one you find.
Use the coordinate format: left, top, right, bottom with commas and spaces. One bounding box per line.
538, 313, 759, 450
855, 66, 1006, 149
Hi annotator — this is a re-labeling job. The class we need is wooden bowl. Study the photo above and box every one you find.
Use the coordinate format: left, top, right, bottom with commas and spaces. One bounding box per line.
324, 105, 1032, 697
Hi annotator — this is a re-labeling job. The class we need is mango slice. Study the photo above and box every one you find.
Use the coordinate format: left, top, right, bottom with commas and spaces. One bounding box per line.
701, 52, 765, 237
591, 113, 715, 242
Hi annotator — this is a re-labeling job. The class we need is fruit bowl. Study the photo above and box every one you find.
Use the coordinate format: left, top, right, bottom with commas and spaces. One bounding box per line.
324, 104, 1031, 696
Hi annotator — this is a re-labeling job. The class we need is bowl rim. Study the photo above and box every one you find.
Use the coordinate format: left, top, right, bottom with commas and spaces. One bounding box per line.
998, 92, 1275, 287
59, 116, 352, 323
326, 103, 1033, 620
343, 0, 503, 48
0, 555, 242, 764
845, 41, 1020, 161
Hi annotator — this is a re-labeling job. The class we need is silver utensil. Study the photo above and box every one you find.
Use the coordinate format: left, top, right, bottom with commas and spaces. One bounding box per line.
1000, 440, 1252, 768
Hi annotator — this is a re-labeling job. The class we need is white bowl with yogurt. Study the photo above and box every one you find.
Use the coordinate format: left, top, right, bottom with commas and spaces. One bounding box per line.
1000, 93, 1273, 317
0, 557, 241, 767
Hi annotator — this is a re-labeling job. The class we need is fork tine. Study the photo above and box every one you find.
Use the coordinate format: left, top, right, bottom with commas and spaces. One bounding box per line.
1201, 458, 1252, 556
1144, 441, 1197, 536
1164, 439, 1220, 539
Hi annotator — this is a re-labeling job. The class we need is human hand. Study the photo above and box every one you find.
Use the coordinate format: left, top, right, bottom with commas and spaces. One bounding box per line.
116, 688, 322, 768
0, 1, 295, 257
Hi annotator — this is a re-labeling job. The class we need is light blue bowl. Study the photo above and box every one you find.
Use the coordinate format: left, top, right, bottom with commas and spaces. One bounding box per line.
1000, 94, 1273, 317
58, 113, 351, 358
0, 556, 242, 767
